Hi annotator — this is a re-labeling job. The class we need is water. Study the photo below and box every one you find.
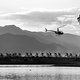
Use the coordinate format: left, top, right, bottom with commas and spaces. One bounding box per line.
0, 65, 80, 80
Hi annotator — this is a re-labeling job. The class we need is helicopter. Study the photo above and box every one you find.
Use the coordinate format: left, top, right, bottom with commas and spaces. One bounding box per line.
45, 25, 66, 35
45, 15, 80, 36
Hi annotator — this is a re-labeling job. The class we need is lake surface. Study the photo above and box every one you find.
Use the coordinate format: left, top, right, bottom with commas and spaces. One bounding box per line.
0, 65, 80, 80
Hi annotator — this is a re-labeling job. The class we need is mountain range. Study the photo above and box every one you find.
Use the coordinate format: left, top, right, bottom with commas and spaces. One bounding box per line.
0, 25, 80, 54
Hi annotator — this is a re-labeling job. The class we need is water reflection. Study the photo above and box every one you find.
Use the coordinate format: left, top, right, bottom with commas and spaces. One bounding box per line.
0, 66, 80, 80
1, 74, 80, 80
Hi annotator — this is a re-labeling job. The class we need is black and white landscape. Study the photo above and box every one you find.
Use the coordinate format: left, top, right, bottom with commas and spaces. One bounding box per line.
0, 25, 79, 54
0, 0, 80, 80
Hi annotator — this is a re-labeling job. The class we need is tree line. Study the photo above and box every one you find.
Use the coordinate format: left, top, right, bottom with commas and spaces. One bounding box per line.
0, 52, 79, 58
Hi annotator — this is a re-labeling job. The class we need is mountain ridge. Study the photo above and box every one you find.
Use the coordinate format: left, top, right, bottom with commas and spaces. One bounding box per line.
0, 33, 68, 54
0, 25, 79, 54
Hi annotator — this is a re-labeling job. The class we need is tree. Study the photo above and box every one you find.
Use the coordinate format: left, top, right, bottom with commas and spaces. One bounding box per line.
65, 53, 69, 57
18, 53, 21, 57
12, 53, 17, 57
29, 52, 33, 57
35, 53, 39, 57
58, 53, 62, 57
49, 52, 52, 57
75, 54, 78, 58
54, 53, 57, 57
41, 53, 44, 57
0, 53, 3, 57
70, 53, 73, 58
26, 52, 29, 57
46, 53, 50, 57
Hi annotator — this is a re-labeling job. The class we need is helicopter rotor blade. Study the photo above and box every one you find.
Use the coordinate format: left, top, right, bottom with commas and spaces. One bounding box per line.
58, 25, 66, 28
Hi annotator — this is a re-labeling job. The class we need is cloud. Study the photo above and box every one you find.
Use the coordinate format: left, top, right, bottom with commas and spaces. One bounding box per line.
57, 15, 78, 25
0, 8, 80, 33
1, 9, 79, 24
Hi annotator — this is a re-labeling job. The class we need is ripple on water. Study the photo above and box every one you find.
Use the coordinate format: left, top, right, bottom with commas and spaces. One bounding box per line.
0, 66, 79, 80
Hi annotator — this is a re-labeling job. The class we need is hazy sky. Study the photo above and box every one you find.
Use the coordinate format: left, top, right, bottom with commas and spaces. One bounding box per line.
0, 0, 80, 35
0, 0, 80, 12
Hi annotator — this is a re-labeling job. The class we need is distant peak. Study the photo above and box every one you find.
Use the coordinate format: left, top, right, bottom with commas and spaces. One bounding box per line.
4, 25, 16, 27
3, 25, 22, 30
4, 24, 19, 28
